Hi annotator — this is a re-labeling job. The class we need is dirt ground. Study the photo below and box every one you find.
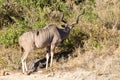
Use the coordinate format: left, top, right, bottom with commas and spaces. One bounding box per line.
0, 55, 120, 80
0, 68, 119, 80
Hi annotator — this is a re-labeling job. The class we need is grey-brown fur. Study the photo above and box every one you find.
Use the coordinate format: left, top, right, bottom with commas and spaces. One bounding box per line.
19, 11, 84, 74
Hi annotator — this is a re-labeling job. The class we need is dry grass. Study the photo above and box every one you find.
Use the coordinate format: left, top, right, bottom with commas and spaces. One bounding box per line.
0, 0, 120, 75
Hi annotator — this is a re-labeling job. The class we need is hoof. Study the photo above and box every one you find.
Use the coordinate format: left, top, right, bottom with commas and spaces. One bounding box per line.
22, 71, 29, 75
23, 70, 33, 75
26, 71, 32, 75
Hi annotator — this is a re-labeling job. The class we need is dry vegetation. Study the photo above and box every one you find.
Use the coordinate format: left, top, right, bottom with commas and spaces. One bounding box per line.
0, 0, 120, 79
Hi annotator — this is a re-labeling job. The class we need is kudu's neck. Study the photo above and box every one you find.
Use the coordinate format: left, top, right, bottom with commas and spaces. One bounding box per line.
60, 27, 72, 40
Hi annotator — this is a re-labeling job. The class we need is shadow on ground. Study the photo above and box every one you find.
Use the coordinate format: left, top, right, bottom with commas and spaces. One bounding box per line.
26, 32, 88, 75
27, 49, 73, 75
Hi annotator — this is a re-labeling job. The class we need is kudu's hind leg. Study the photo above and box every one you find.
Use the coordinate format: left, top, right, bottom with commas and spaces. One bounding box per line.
46, 46, 50, 69
21, 51, 29, 73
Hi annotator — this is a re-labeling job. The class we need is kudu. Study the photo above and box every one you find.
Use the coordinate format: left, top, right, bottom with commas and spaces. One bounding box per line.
19, 11, 84, 74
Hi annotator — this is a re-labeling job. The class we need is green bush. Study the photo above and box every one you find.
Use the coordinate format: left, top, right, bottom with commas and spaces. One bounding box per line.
0, 24, 28, 47
56, 1, 68, 12
84, 8, 98, 22
0, 0, 4, 7
32, 10, 46, 29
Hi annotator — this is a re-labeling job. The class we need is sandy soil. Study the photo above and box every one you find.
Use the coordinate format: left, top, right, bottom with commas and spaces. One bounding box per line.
0, 55, 120, 80
0, 68, 120, 80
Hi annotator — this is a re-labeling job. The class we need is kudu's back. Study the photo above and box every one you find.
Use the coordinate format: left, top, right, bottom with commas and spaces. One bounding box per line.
19, 24, 62, 51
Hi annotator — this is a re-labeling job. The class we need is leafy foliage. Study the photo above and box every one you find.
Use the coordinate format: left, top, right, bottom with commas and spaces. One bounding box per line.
0, 21, 28, 47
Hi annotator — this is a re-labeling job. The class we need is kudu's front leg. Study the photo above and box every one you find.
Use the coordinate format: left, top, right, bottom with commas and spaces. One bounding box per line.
50, 45, 55, 67
46, 46, 50, 69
